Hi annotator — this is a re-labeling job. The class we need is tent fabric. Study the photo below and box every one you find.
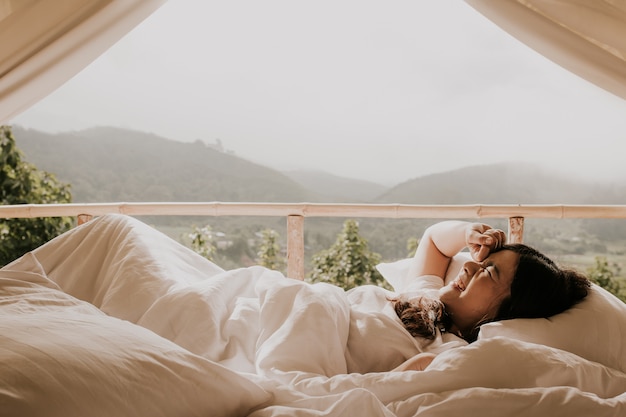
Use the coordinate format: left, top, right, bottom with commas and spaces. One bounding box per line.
464, 0, 626, 100
0, 0, 166, 124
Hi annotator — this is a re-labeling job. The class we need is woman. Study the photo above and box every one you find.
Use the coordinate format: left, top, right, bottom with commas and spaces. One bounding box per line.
392, 220, 590, 371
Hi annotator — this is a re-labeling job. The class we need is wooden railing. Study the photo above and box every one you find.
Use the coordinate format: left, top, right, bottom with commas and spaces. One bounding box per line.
2, 202, 626, 279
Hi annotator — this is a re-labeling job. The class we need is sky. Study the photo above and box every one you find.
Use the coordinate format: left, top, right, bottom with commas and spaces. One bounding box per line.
10, 0, 626, 186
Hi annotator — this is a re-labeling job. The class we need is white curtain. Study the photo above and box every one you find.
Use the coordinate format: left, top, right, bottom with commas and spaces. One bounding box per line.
464, 0, 626, 100
0, 0, 166, 124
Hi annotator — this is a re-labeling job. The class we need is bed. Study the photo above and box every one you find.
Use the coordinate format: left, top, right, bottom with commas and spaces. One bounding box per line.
1, 213, 625, 416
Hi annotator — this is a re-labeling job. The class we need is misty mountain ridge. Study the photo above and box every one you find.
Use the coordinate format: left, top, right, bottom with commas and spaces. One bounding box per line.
11, 125, 626, 206
14, 126, 315, 203
283, 170, 387, 202
377, 163, 626, 205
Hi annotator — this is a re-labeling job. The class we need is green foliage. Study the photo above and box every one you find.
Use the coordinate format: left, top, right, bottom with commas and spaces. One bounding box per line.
0, 126, 73, 266
186, 224, 216, 261
406, 237, 419, 258
586, 256, 626, 302
308, 219, 390, 290
256, 229, 285, 271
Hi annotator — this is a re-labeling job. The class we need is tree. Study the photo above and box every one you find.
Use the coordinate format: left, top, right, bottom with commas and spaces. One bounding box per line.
0, 125, 73, 266
186, 224, 216, 261
586, 256, 625, 302
256, 229, 285, 271
308, 219, 390, 290
406, 237, 420, 258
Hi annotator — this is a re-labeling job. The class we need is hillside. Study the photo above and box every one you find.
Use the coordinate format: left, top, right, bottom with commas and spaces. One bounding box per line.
12, 125, 626, 207
10, 125, 626, 261
13, 126, 317, 203
375, 163, 626, 205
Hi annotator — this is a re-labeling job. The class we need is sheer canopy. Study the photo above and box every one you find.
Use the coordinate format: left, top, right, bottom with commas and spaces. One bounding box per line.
465, 0, 626, 100
0, 0, 165, 124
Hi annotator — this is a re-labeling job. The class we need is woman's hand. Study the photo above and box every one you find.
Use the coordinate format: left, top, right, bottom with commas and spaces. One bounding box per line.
466, 223, 506, 261
392, 352, 437, 372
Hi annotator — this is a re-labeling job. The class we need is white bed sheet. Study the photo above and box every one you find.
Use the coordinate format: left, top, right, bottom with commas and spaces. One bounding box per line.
2, 214, 625, 417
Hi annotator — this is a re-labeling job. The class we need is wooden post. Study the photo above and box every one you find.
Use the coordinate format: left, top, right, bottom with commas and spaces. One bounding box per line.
508, 216, 524, 244
287, 215, 305, 280
77, 214, 93, 225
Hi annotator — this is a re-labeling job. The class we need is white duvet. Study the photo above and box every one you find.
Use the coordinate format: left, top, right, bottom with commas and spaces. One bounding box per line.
1, 214, 625, 417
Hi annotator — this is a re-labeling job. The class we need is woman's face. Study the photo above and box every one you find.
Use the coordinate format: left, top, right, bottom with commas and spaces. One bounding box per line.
439, 249, 519, 335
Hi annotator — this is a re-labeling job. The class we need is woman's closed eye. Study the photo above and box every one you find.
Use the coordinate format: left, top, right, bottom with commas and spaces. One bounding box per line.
480, 264, 496, 281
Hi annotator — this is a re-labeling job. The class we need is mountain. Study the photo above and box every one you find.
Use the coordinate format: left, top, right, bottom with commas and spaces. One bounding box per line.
13, 126, 318, 203
11, 125, 626, 207
283, 170, 387, 202
375, 163, 626, 205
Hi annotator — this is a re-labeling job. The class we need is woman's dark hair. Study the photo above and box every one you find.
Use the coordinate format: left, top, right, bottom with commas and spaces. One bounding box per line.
393, 243, 591, 342
392, 297, 451, 341
493, 243, 590, 321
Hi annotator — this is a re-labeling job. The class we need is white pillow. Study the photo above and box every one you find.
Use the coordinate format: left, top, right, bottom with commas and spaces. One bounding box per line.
376, 257, 414, 291
478, 284, 626, 374
0, 269, 270, 417
376, 253, 470, 292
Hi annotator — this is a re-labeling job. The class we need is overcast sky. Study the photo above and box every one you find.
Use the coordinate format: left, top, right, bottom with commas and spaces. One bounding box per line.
10, 0, 626, 186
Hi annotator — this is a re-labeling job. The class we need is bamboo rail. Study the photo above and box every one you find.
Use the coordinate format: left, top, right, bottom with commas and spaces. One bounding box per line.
2, 202, 626, 279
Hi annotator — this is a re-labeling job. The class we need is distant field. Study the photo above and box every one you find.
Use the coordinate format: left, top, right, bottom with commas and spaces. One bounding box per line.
554, 244, 626, 272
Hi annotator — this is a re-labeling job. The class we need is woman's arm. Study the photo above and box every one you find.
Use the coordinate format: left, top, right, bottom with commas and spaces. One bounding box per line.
408, 221, 505, 280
